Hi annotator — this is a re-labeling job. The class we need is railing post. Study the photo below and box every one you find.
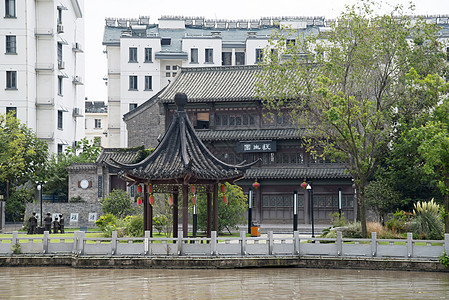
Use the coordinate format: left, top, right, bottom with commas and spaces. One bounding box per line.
240, 231, 246, 255
371, 232, 377, 257
12, 231, 18, 255
407, 232, 413, 258
144, 230, 151, 255
268, 231, 273, 255
79, 231, 85, 255
211, 231, 217, 256
43, 231, 49, 254
111, 231, 117, 255
336, 231, 342, 256
445, 234, 449, 253
177, 231, 183, 256
294, 231, 300, 255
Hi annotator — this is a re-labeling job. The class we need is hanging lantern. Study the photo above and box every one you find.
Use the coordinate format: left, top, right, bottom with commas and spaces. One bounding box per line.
301, 181, 307, 189
252, 180, 260, 189
137, 197, 142, 206
148, 183, 153, 194
149, 195, 154, 205
137, 185, 142, 194
223, 195, 227, 205
169, 195, 173, 206
221, 184, 226, 193
190, 185, 195, 194
192, 194, 196, 206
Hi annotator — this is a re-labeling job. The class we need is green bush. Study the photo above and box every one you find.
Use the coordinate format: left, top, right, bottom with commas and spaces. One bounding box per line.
329, 212, 347, 228
96, 214, 143, 237
153, 215, 167, 235
343, 222, 363, 238
101, 189, 136, 218
408, 204, 444, 240
124, 215, 143, 237
386, 210, 408, 233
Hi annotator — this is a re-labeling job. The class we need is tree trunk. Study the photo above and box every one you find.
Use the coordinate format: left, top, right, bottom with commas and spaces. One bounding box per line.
445, 193, 449, 234
357, 182, 368, 237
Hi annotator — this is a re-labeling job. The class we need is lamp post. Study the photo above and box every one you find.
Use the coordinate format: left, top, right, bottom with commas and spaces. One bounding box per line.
293, 190, 298, 232
36, 181, 46, 227
306, 183, 314, 238
338, 187, 342, 218
248, 187, 253, 234
193, 193, 197, 238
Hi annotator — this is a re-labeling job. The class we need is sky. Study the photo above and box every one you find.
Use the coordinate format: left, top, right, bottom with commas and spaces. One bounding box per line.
83, 0, 448, 101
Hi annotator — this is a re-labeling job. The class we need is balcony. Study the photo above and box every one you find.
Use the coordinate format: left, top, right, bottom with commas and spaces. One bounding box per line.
36, 98, 55, 106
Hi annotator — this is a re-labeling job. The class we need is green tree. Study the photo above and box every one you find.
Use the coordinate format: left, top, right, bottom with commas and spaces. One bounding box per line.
365, 178, 401, 225
0, 113, 48, 201
256, 1, 447, 236
197, 183, 247, 234
101, 189, 137, 218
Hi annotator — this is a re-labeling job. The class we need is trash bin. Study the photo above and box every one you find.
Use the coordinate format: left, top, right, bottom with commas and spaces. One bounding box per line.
250, 223, 260, 237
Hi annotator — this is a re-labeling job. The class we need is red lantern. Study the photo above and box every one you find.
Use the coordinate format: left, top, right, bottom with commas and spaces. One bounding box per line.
192, 195, 196, 206
190, 185, 195, 194
252, 180, 260, 189
149, 195, 154, 205
138, 197, 141, 206
137, 185, 142, 194
221, 184, 225, 193
169, 195, 173, 206
301, 181, 307, 189
148, 184, 153, 194
223, 195, 227, 205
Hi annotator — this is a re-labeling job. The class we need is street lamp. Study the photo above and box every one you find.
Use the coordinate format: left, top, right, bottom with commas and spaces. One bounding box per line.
293, 190, 298, 232
248, 187, 253, 234
306, 183, 314, 238
36, 181, 47, 227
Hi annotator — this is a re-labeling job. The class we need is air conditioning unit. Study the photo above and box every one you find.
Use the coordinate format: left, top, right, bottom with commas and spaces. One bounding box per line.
57, 24, 64, 33
73, 42, 83, 52
72, 107, 83, 117
58, 60, 65, 69
72, 76, 83, 85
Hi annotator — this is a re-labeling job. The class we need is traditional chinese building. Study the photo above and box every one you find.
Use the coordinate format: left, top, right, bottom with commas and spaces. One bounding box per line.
124, 65, 356, 224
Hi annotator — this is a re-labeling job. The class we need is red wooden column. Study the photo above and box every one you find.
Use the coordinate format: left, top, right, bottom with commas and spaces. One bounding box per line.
143, 184, 148, 231
182, 184, 189, 238
213, 183, 218, 232
206, 189, 212, 238
173, 186, 179, 238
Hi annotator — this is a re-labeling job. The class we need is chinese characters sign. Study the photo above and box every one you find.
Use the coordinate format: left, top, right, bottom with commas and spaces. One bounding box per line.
236, 141, 276, 153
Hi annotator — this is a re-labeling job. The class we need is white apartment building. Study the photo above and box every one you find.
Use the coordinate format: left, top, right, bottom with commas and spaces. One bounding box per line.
103, 16, 329, 148
0, 0, 85, 154
84, 100, 108, 147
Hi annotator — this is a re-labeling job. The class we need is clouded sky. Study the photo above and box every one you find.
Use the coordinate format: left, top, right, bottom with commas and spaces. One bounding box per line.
84, 0, 448, 101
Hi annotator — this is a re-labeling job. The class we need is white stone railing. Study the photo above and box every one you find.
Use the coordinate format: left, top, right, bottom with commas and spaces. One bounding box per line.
1, 231, 448, 259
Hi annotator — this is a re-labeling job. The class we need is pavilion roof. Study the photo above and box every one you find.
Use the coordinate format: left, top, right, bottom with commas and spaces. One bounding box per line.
107, 93, 255, 184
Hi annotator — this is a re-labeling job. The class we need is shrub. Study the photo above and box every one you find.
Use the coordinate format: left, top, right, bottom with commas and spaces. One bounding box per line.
101, 189, 136, 218
95, 214, 117, 231
386, 210, 408, 233
124, 215, 143, 237
408, 211, 444, 240
153, 215, 167, 235
343, 222, 363, 238
96, 214, 143, 237
329, 212, 347, 228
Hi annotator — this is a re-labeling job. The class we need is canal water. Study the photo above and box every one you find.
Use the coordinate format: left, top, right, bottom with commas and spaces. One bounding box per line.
0, 267, 448, 299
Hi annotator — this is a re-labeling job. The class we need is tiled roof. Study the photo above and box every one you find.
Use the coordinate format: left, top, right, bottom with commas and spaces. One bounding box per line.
109, 94, 254, 184
96, 146, 147, 165
197, 128, 305, 141
245, 167, 351, 179
67, 163, 96, 171
159, 66, 262, 103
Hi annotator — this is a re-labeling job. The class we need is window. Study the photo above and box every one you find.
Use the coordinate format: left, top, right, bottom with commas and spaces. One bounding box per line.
191, 48, 198, 63
235, 52, 245, 65
6, 35, 16, 54
286, 39, 296, 46
161, 38, 171, 46
129, 75, 137, 90
57, 110, 63, 129
57, 42, 63, 62
222, 52, 231, 65
6, 71, 16, 89
57, 7, 63, 24
58, 77, 63, 95
129, 103, 138, 111
94, 119, 102, 129
5, 0, 15, 17
205, 49, 213, 63
145, 76, 152, 90
144, 48, 152, 62
129, 47, 137, 62
255, 49, 263, 63
6, 106, 16, 117
57, 144, 63, 154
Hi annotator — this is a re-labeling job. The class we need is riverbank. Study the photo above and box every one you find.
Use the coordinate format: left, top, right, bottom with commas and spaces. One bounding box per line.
0, 255, 447, 272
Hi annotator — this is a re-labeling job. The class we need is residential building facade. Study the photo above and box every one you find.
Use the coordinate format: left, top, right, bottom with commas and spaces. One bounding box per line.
0, 0, 85, 154
85, 100, 108, 147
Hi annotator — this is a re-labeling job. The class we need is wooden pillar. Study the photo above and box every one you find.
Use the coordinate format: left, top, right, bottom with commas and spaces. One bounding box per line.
173, 186, 179, 238
143, 184, 148, 231
304, 188, 310, 224
207, 189, 212, 238
213, 183, 218, 232
149, 196, 153, 238
183, 184, 189, 238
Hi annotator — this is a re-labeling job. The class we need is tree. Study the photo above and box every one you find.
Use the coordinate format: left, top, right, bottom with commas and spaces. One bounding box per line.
256, 1, 447, 236
197, 183, 247, 234
0, 113, 48, 201
101, 189, 137, 218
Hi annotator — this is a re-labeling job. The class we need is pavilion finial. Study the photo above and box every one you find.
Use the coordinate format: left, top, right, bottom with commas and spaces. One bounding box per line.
174, 93, 188, 111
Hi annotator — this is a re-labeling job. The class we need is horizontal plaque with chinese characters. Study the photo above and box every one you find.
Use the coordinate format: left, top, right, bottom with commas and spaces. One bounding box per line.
236, 141, 276, 153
